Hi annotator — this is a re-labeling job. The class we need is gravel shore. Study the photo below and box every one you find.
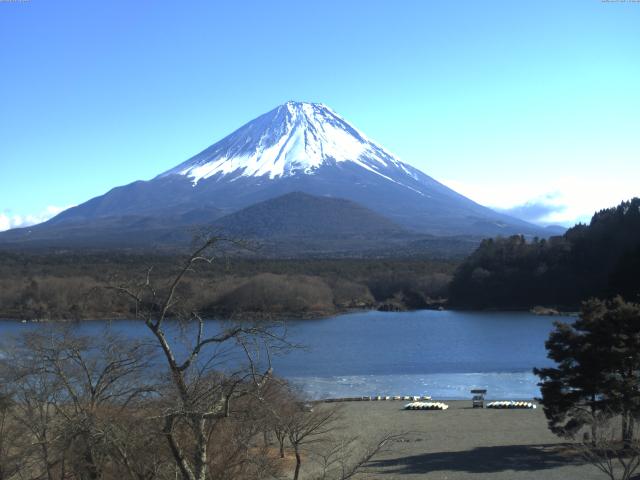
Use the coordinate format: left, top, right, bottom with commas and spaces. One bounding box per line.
324, 400, 605, 479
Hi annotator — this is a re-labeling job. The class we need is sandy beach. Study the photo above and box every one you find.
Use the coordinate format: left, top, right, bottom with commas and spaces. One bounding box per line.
321, 400, 606, 480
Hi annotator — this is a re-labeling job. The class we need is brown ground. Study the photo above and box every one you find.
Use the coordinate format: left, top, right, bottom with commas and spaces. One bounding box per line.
320, 400, 608, 480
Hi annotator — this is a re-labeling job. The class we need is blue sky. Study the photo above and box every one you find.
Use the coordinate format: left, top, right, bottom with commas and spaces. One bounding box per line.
1, 0, 639, 230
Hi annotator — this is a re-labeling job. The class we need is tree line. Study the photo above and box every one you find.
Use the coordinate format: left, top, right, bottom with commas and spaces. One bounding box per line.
0, 254, 454, 321
448, 198, 640, 309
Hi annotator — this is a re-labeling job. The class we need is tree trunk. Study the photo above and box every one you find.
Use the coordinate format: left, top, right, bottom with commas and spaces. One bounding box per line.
621, 412, 630, 447
83, 448, 101, 480
622, 411, 634, 449
164, 418, 195, 480
193, 416, 208, 480
274, 430, 286, 458
41, 442, 55, 480
590, 401, 597, 447
293, 446, 302, 480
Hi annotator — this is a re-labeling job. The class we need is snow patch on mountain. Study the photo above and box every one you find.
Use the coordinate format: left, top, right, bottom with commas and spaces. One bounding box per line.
160, 102, 420, 191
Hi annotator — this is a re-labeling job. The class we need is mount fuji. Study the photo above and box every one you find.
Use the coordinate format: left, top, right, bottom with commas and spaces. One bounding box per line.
1, 101, 547, 253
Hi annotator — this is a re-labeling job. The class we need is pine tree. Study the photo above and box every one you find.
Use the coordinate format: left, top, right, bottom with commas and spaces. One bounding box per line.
535, 297, 640, 444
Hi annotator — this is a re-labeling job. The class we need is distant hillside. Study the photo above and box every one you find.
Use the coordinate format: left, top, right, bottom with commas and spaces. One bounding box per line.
448, 198, 640, 309
211, 192, 479, 258
0, 192, 480, 258
213, 191, 405, 238
0, 210, 224, 250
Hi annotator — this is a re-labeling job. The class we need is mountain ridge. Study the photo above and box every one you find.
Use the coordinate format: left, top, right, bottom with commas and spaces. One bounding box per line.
0, 101, 550, 252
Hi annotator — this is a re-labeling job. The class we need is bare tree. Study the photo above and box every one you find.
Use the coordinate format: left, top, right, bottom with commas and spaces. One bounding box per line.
258, 379, 401, 480
310, 432, 400, 480
3, 346, 65, 480
286, 404, 342, 480
0, 390, 26, 480
258, 378, 298, 459
103, 402, 173, 480
576, 412, 640, 480
203, 392, 284, 480
110, 236, 286, 480
281, 399, 400, 480
2, 328, 156, 480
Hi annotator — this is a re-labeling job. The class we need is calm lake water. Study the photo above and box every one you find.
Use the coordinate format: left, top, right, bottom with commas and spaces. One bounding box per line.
0, 310, 567, 400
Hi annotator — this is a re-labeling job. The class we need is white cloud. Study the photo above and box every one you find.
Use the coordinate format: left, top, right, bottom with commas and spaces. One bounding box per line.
0, 215, 10, 232
495, 194, 567, 225
0, 205, 73, 232
442, 176, 639, 227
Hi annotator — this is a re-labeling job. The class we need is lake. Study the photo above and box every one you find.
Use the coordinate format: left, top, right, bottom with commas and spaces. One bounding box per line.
0, 310, 567, 400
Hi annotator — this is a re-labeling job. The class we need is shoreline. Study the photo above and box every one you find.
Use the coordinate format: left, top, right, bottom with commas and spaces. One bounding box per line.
0, 304, 579, 323
317, 396, 539, 403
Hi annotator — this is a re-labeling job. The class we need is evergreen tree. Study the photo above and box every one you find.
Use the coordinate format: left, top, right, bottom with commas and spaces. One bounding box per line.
535, 297, 640, 444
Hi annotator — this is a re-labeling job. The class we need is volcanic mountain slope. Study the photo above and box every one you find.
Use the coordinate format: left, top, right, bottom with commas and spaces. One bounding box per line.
213, 192, 405, 238
209, 192, 485, 257
1, 101, 547, 251
0, 192, 480, 257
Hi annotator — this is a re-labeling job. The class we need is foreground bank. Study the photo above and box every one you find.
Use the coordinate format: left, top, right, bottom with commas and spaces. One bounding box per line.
328, 401, 604, 480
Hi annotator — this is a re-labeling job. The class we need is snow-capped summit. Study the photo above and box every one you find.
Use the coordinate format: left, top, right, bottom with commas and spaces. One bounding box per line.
161, 101, 419, 188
